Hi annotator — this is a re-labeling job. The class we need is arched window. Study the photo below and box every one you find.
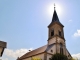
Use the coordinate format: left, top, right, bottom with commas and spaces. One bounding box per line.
60, 43, 63, 54
51, 30, 54, 36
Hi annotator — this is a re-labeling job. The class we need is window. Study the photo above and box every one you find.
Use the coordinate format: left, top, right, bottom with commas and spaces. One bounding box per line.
60, 48, 63, 54
59, 31, 61, 36
68, 55, 69, 57
51, 30, 54, 36
60, 43, 63, 54
49, 58, 51, 60
60, 43, 63, 47
51, 50, 53, 52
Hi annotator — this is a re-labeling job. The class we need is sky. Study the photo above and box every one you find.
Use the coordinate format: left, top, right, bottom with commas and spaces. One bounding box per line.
0, 0, 80, 60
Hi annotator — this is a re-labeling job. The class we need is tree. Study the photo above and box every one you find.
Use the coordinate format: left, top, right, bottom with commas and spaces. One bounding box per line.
50, 53, 68, 60
69, 57, 78, 60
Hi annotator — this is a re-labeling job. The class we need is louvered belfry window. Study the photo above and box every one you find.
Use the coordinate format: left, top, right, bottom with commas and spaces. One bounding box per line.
51, 30, 54, 36
59, 31, 61, 36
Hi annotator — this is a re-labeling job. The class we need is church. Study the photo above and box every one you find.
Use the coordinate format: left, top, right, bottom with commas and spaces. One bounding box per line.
17, 5, 72, 60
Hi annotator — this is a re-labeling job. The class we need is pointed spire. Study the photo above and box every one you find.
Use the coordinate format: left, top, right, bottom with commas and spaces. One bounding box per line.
51, 4, 60, 23
48, 4, 64, 27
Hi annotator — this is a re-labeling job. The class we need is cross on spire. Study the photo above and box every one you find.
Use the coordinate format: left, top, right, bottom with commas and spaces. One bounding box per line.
54, 3, 56, 10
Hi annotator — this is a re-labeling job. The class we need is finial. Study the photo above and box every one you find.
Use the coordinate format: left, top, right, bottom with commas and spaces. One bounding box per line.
54, 3, 56, 10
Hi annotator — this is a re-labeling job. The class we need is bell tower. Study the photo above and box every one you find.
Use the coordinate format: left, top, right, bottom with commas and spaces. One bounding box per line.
48, 4, 65, 44
47, 4, 66, 54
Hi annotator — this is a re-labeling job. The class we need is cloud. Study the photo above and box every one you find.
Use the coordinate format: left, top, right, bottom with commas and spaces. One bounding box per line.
3, 48, 80, 60
73, 30, 80, 37
2, 58, 8, 60
4, 48, 33, 59
72, 53, 80, 60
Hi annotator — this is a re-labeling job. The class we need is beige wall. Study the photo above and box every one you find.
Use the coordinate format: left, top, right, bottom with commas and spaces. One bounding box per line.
49, 24, 64, 38
47, 44, 56, 54
56, 44, 60, 53
23, 57, 31, 60
56, 44, 66, 55
48, 37, 56, 45
47, 50, 71, 60
57, 37, 66, 55
47, 54, 52, 60
32, 53, 44, 60
57, 37, 65, 44
23, 53, 44, 60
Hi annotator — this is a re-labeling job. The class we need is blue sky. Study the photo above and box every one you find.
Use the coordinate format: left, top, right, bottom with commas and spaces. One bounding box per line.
0, 0, 80, 60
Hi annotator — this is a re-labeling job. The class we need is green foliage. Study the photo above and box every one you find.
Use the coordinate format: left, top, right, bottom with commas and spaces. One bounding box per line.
69, 58, 75, 60
50, 53, 68, 60
69, 58, 78, 60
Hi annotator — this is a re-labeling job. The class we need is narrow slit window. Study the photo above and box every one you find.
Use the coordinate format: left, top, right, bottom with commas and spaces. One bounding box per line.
60, 43, 63, 54
51, 50, 53, 52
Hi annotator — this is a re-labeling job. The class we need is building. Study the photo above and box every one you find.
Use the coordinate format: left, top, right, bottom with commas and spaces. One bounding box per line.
0, 41, 7, 57
17, 5, 72, 60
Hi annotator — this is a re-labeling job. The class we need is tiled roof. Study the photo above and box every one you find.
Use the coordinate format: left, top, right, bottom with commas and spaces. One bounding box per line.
18, 45, 47, 60
18, 44, 55, 60
45, 44, 55, 51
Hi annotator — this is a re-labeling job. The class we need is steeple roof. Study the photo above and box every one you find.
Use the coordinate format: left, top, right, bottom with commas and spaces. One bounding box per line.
52, 6, 60, 23
48, 4, 64, 27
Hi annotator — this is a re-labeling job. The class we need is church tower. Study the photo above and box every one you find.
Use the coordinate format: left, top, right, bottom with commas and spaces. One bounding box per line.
47, 5, 66, 55
17, 4, 72, 60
